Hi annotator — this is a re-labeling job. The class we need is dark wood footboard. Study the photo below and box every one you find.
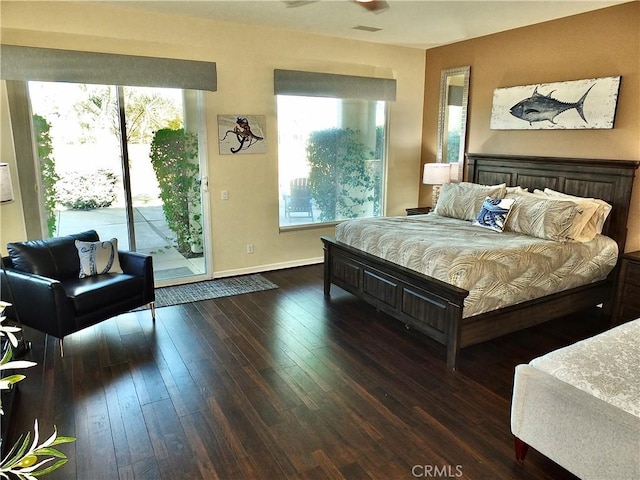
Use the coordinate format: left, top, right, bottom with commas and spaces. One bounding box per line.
322, 235, 468, 368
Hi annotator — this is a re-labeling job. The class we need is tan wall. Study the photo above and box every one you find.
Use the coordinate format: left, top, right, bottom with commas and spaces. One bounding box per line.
421, 2, 640, 252
0, 1, 426, 273
0, 82, 25, 245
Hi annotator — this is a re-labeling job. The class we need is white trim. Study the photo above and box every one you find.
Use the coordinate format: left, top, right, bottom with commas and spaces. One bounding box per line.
212, 257, 324, 279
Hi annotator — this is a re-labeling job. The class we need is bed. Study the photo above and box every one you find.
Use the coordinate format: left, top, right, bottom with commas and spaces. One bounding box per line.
321, 153, 639, 369
510, 318, 639, 479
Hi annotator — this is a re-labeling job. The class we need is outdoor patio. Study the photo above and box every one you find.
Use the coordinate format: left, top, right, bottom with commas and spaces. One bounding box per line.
55, 205, 204, 282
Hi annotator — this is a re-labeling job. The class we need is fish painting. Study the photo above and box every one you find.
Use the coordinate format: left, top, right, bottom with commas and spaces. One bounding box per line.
509, 84, 596, 125
490, 76, 620, 130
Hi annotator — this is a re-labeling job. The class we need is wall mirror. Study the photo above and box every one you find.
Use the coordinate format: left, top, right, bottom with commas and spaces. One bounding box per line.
436, 66, 470, 181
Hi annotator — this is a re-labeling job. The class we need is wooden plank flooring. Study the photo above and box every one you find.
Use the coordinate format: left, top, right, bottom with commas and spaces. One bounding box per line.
5, 264, 609, 479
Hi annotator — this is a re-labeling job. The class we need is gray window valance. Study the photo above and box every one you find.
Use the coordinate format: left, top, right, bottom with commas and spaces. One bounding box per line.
274, 69, 396, 101
0, 44, 217, 91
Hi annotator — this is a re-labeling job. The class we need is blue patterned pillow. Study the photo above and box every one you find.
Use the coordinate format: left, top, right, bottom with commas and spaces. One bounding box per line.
75, 238, 123, 278
473, 197, 516, 232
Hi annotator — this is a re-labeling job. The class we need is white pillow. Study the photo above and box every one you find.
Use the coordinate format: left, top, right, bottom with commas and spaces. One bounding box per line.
504, 193, 582, 242
543, 188, 612, 235
75, 238, 123, 278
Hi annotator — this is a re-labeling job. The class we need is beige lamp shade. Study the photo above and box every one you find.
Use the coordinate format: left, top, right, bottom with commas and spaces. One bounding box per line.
422, 163, 451, 208
0, 163, 14, 203
422, 163, 452, 185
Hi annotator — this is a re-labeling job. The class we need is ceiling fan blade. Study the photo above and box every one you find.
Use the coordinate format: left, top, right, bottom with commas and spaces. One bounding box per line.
355, 0, 390, 13
283, 1, 319, 8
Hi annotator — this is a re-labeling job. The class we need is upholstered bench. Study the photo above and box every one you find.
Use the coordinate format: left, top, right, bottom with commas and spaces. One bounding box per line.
511, 319, 639, 480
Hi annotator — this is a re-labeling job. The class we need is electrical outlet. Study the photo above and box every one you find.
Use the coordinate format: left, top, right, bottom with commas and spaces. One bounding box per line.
221, 190, 228, 200
246, 244, 254, 254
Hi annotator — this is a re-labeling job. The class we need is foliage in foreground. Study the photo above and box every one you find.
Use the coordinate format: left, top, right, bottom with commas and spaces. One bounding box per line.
0, 303, 76, 479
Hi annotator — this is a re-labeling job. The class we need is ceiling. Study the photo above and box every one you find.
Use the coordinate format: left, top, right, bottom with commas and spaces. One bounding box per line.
110, 0, 629, 49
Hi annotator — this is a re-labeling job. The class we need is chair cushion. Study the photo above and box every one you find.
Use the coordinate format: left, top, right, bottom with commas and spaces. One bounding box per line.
61, 273, 143, 312
75, 238, 123, 278
7, 230, 99, 279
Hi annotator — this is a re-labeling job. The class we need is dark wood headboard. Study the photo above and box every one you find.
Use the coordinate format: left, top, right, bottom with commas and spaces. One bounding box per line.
466, 153, 639, 252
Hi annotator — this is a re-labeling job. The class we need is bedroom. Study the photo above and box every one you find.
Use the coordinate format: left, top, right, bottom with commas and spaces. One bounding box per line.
1, 1, 639, 272
0, 1, 638, 479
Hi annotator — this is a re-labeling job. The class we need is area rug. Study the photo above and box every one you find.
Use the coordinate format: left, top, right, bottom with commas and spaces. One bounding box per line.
153, 274, 278, 308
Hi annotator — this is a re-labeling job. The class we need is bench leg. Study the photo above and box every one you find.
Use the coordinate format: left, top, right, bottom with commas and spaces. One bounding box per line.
514, 436, 529, 463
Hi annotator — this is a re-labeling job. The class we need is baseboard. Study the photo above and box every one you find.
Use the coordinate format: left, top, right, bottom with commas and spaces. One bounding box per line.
212, 257, 324, 279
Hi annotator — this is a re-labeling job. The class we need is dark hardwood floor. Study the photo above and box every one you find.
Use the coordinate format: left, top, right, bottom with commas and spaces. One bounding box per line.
5, 264, 609, 479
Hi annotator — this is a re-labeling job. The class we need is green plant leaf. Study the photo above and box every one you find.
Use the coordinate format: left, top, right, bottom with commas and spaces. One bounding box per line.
1, 373, 27, 385
32, 447, 65, 458
1, 432, 32, 469
50, 436, 76, 446
30, 458, 68, 476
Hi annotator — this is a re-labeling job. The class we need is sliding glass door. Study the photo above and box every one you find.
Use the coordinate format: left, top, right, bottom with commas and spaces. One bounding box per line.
28, 81, 210, 285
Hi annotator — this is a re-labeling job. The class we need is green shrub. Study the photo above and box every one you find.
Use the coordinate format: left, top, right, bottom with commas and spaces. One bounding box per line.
57, 169, 118, 210
149, 128, 202, 256
307, 128, 379, 221
33, 114, 59, 236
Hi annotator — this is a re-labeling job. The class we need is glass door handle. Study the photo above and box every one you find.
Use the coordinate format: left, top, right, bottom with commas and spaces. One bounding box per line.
197, 176, 209, 192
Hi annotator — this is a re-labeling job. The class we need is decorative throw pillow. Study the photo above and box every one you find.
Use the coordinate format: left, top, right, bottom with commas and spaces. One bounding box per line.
473, 197, 516, 232
509, 190, 596, 240
434, 182, 507, 221
504, 194, 582, 242
75, 238, 123, 278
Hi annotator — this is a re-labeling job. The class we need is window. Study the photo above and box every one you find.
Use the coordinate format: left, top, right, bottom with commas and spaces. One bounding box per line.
27, 82, 208, 283
1, 45, 216, 285
274, 70, 395, 228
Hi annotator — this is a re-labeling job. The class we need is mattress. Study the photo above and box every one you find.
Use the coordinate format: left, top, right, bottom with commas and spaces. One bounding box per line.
335, 213, 618, 317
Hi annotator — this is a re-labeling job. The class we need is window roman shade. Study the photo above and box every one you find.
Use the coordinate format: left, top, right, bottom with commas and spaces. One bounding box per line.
274, 69, 396, 101
0, 44, 217, 91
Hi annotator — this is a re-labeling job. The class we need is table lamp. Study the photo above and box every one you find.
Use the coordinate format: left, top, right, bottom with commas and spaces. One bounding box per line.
423, 163, 451, 208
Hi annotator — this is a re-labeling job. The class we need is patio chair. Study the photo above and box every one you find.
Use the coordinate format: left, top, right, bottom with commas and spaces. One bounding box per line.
284, 178, 314, 220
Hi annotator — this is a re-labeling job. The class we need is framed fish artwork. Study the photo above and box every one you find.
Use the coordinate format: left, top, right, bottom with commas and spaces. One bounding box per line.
490, 76, 621, 130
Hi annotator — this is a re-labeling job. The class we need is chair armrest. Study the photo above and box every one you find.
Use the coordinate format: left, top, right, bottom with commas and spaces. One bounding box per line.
118, 251, 155, 303
0, 268, 72, 338
118, 251, 151, 276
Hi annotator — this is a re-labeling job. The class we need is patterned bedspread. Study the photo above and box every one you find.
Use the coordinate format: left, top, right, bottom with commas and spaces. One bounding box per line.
335, 213, 618, 318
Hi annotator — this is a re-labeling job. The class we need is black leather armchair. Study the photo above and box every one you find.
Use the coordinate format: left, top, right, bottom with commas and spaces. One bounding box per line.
0, 230, 155, 356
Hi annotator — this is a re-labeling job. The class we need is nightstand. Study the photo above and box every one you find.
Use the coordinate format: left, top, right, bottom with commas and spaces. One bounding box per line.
406, 207, 432, 216
612, 251, 640, 325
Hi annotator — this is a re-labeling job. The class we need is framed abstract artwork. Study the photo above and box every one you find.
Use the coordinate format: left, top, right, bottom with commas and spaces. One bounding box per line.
218, 114, 266, 154
490, 76, 621, 130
